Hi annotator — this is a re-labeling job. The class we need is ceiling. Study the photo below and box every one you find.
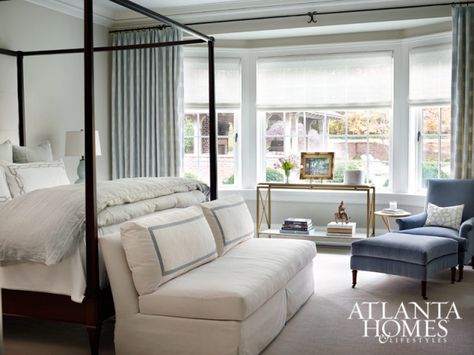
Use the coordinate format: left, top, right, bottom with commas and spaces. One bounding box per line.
25, 0, 453, 41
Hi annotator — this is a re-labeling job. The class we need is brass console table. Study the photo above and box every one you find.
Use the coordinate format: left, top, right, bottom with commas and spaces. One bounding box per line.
256, 183, 376, 240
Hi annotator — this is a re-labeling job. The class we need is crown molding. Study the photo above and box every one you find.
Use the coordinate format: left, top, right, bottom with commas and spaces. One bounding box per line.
25, 0, 115, 27
23, 0, 454, 32
109, 0, 452, 28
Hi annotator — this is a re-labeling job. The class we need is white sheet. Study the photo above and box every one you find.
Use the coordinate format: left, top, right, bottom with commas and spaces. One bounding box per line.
0, 180, 208, 302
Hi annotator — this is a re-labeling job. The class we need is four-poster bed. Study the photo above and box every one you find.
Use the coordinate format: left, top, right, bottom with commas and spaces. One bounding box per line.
0, 0, 217, 354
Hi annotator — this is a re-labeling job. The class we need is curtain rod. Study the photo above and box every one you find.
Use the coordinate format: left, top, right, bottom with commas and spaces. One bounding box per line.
109, 1, 473, 34
110, 0, 213, 41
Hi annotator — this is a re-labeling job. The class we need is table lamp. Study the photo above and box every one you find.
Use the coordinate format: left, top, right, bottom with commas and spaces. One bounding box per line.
65, 130, 102, 183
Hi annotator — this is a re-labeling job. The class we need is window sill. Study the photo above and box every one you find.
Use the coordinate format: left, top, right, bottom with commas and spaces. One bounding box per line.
218, 187, 427, 208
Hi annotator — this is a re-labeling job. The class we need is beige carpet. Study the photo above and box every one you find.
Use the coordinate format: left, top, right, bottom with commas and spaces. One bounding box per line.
3, 247, 474, 355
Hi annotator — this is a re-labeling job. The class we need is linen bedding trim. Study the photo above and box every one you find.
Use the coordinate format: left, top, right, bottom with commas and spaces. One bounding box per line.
209, 200, 254, 246
147, 215, 217, 275
6, 161, 65, 195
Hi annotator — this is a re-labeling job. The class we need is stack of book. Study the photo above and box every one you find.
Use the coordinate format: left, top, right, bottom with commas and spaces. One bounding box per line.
381, 208, 408, 215
326, 222, 356, 236
280, 218, 313, 234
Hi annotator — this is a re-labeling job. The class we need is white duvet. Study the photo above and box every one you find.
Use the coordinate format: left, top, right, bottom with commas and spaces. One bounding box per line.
0, 177, 208, 265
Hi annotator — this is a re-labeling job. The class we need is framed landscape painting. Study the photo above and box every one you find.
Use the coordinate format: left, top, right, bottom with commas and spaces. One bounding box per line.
300, 152, 335, 180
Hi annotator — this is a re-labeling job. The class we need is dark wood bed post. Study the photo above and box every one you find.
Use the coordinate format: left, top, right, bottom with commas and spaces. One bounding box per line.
83, 0, 100, 353
16, 52, 26, 146
208, 39, 217, 200
0, 1, 215, 354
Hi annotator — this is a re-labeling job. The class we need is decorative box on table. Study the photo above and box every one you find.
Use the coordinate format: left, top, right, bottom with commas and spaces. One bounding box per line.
326, 221, 356, 236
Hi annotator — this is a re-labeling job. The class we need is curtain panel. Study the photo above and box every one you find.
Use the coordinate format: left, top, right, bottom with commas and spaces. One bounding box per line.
112, 28, 183, 179
451, 5, 474, 179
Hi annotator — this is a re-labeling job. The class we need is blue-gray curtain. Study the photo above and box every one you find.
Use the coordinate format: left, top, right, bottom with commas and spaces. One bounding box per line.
451, 5, 474, 179
112, 28, 183, 179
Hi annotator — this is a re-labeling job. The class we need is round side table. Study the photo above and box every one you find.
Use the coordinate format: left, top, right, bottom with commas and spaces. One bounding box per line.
374, 210, 411, 232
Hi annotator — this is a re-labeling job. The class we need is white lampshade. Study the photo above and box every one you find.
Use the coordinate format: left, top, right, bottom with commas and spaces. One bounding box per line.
65, 130, 102, 157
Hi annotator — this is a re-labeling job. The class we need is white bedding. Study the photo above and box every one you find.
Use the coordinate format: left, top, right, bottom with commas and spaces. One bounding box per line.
0, 209, 184, 303
0, 178, 209, 302
0, 178, 208, 265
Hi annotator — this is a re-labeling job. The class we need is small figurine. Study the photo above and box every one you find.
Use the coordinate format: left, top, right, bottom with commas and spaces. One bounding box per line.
335, 201, 350, 224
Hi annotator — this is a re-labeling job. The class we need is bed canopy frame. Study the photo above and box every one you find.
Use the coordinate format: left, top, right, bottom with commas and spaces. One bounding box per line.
0, 0, 217, 353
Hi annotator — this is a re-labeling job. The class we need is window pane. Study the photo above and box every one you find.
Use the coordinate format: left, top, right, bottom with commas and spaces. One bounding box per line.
201, 137, 210, 154
422, 161, 440, 188
422, 108, 439, 134
200, 114, 210, 136
219, 156, 235, 185
184, 156, 209, 183
306, 113, 324, 134
327, 136, 346, 159
369, 111, 390, 135
440, 163, 450, 179
218, 113, 235, 155
441, 107, 451, 134
328, 111, 345, 135
331, 161, 346, 183
184, 114, 196, 135
368, 161, 390, 188
347, 112, 367, 135
307, 130, 323, 151
266, 112, 285, 135
184, 138, 194, 154
369, 137, 389, 161
440, 136, 450, 162
422, 135, 439, 161
347, 138, 367, 160
265, 157, 284, 182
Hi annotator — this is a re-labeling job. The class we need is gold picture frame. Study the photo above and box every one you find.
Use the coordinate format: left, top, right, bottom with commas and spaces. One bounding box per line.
300, 152, 335, 180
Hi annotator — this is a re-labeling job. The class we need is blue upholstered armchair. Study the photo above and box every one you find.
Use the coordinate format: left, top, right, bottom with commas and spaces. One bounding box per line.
396, 179, 474, 277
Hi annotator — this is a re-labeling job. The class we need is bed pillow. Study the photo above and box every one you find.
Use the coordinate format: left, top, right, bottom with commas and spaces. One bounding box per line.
425, 203, 464, 230
121, 206, 217, 296
13, 141, 53, 163
1, 160, 70, 197
200, 195, 255, 256
0, 141, 12, 162
0, 166, 12, 204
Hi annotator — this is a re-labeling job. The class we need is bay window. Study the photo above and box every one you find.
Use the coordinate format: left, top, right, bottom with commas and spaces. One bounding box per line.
257, 52, 393, 188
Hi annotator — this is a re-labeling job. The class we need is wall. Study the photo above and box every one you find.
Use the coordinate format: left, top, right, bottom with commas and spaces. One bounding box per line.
0, 0, 110, 181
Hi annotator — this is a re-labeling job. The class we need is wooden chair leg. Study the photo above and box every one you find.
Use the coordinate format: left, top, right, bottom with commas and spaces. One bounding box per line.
352, 270, 357, 288
86, 325, 101, 355
472, 256, 474, 270
458, 264, 464, 282
451, 267, 456, 284
421, 281, 427, 300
